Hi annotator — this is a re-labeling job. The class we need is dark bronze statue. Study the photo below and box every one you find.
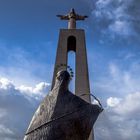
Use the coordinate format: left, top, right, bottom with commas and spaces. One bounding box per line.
24, 70, 103, 140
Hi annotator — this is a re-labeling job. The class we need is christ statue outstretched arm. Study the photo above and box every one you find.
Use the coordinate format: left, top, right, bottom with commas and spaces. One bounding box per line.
57, 8, 88, 29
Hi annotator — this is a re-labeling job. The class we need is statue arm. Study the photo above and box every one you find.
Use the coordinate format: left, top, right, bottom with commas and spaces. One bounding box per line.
76, 15, 88, 20
56, 15, 69, 20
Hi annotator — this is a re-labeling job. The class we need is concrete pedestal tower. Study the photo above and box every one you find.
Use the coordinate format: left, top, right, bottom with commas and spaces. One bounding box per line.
52, 9, 93, 140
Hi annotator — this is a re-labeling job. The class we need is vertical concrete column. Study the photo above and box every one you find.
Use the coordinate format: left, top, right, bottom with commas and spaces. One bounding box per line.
75, 30, 90, 102
51, 29, 93, 140
51, 30, 68, 89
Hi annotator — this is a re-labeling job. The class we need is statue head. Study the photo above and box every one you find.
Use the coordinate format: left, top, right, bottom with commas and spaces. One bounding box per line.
54, 70, 71, 91
70, 8, 75, 14
56, 70, 70, 82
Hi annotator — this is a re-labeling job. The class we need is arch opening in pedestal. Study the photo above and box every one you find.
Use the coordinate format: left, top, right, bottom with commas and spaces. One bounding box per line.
67, 51, 75, 93
67, 36, 76, 52
67, 36, 76, 93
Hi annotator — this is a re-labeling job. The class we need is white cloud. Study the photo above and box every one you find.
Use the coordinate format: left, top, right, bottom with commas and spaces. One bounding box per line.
0, 78, 14, 90
0, 125, 14, 135
93, 58, 140, 140
109, 20, 134, 36
0, 77, 50, 100
92, 0, 139, 36
0, 41, 53, 88
17, 82, 50, 100
107, 97, 122, 107
114, 92, 140, 116
95, 92, 140, 140
34, 82, 50, 94
0, 77, 50, 139
94, 61, 140, 99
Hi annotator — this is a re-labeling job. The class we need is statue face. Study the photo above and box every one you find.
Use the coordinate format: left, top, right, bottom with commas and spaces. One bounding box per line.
56, 70, 70, 82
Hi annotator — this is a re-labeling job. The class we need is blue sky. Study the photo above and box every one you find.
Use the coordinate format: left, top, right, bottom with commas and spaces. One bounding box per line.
0, 0, 140, 139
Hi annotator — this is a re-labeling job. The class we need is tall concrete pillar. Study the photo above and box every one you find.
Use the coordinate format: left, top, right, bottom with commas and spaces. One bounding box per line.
51, 29, 93, 140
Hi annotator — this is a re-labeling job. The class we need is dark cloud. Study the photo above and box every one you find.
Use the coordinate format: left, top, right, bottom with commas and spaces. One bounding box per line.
0, 78, 50, 139
95, 92, 140, 140
91, 0, 140, 39
91, 56, 140, 140
127, 0, 140, 34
